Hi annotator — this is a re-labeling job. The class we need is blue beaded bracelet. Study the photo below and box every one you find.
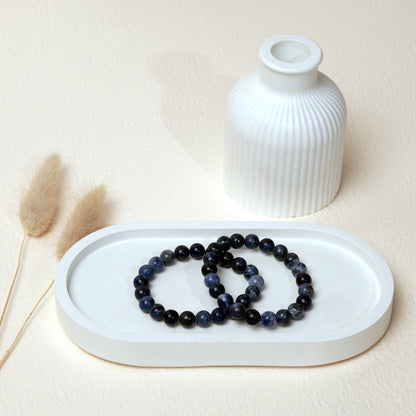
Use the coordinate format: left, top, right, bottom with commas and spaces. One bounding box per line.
202, 234, 314, 328
133, 242, 263, 328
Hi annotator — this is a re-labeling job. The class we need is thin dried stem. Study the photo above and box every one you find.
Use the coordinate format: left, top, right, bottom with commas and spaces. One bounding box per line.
0, 233, 28, 333
0, 280, 54, 370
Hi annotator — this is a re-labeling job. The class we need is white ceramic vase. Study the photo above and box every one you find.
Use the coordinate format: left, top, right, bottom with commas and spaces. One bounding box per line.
224, 34, 347, 217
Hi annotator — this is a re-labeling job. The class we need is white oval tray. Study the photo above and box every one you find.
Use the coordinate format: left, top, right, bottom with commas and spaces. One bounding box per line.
54, 221, 393, 367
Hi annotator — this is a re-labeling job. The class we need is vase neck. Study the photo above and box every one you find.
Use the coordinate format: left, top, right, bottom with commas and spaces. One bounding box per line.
259, 34, 323, 93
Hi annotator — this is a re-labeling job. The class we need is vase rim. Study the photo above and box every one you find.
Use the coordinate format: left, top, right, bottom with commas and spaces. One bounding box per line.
260, 34, 323, 74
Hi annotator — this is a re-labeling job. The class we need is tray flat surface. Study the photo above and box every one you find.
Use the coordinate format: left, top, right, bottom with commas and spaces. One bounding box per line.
55, 221, 393, 366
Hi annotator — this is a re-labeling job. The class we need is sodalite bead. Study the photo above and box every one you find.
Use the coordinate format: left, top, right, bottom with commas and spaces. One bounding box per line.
174, 245, 190, 261
160, 249, 176, 266
218, 293, 234, 310
190, 243, 205, 260
139, 296, 155, 313
245, 309, 261, 325
209, 283, 225, 298
243, 264, 259, 280
203, 252, 219, 265
273, 244, 288, 261
276, 309, 291, 326
261, 311, 277, 328
201, 263, 217, 276
133, 275, 148, 288
291, 262, 307, 277
231, 257, 247, 274
206, 243, 223, 256
204, 272, 220, 288
138, 264, 154, 280
134, 286, 150, 300
245, 285, 260, 300
245, 234, 260, 249
228, 303, 245, 320
259, 238, 274, 254
248, 274, 265, 290
180, 311, 196, 328
216, 235, 231, 251
283, 253, 299, 270
288, 303, 304, 320
296, 273, 312, 286
219, 252, 233, 268
149, 256, 164, 273
298, 283, 314, 297
163, 309, 179, 326
149, 304, 165, 321
212, 307, 228, 324
230, 233, 245, 249
297, 295, 312, 310
196, 310, 212, 327
236, 294, 251, 308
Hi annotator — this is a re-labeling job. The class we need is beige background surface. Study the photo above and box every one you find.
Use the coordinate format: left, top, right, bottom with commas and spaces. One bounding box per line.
0, 0, 415, 415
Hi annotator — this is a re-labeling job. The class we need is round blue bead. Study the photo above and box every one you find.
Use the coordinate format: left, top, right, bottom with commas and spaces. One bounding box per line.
134, 286, 150, 300
218, 293, 234, 310
203, 252, 219, 265
276, 309, 291, 326
149, 256, 164, 273
259, 238, 274, 254
204, 272, 220, 288
243, 264, 259, 280
245, 285, 260, 300
139, 296, 155, 313
245, 234, 259, 249
190, 243, 205, 260
211, 307, 228, 324
149, 304, 165, 321
292, 262, 307, 277
196, 310, 212, 328
288, 303, 304, 320
138, 264, 154, 280
261, 311, 277, 328
248, 274, 265, 290
298, 283, 314, 297
228, 303, 246, 320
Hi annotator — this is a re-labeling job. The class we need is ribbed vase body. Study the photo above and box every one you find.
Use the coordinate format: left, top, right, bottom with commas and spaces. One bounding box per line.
224, 69, 346, 217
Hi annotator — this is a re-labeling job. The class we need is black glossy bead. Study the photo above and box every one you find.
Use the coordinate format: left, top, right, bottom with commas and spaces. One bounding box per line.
206, 242, 224, 256
203, 252, 219, 265
296, 273, 312, 286
243, 264, 259, 280
231, 257, 247, 274
189, 243, 205, 260
179, 311, 196, 328
245, 234, 260, 249
160, 249, 176, 266
230, 233, 245, 249
219, 251, 233, 268
174, 245, 190, 261
133, 275, 148, 288
216, 235, 231, 251
245, 285, 261, 300
284, 252, 299, 269
236, 294, 252, 308
275, 309, 291, 326
149, 304, 165, 321
273, 244, 288, 261
209, 283, 225, 298
259, 238, 274, 254
134, 286, 151, 300
201, 263, 217, 276
228, 303, 246, 320
211, 307, 228, 324
296, 295, 312, 310
245, 309, 261, 325
163, 309, 179, 326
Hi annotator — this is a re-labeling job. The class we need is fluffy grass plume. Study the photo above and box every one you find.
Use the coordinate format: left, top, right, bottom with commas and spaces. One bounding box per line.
56, 185, 106, 259
19, 153, 62, 237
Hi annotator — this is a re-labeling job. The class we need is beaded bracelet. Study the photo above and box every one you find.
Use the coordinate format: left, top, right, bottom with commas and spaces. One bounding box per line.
133, 242, 264, 328
202, 233, 314, 328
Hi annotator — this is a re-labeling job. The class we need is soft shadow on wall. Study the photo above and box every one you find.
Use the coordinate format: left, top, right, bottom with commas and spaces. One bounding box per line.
151, 50, 236, 184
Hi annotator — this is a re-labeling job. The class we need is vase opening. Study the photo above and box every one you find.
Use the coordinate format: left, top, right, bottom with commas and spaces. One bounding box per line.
271, 40, 311, 64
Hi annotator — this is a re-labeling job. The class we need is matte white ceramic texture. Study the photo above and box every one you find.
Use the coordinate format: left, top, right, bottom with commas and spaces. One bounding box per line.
224, 34, 347, 217
55, 221, 393, 367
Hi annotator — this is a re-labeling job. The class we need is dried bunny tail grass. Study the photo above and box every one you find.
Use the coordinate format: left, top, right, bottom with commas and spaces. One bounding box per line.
56, 185, 107, 259
19, 153, 62, 237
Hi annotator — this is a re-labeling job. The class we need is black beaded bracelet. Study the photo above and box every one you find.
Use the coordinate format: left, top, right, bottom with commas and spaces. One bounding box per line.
133, 242, 263, 328
201, 233, 314, 328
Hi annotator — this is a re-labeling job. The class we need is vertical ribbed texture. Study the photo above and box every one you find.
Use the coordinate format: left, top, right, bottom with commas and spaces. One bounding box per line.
224, 70, 347, 217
